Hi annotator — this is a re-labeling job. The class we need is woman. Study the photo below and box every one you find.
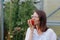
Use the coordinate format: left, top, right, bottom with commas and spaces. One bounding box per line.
25, 10, 57, 40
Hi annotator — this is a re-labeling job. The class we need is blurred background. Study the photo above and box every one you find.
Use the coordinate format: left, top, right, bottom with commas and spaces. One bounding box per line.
0, 0, 60, 40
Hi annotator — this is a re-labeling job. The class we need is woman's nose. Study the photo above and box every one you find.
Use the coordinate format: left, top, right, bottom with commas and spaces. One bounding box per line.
32, 17, 35, 20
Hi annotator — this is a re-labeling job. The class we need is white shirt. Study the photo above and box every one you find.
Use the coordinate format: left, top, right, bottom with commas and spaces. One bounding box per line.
25, 27, 57, 40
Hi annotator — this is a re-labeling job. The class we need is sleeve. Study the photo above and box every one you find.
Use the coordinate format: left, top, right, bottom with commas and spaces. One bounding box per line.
46, 29, 57, 40
25, 28, 31, 40
49, 30, 57, 40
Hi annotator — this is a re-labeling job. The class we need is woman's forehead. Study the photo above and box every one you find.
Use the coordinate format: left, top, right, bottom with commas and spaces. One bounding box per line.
33, 12, 38, 16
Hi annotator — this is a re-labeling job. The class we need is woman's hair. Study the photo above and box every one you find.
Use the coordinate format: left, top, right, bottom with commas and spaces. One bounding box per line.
34, 10, 48, 32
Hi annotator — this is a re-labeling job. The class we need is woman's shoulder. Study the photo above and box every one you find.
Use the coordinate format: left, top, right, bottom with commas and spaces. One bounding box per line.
46, 28, 55, 33
45, 28, 57, 36
41, 28, 57, 40
26, 27, 30, 32
26, 27, 31, 35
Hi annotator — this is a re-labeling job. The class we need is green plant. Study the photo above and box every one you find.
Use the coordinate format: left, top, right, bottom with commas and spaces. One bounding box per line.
4, 0, 36, 40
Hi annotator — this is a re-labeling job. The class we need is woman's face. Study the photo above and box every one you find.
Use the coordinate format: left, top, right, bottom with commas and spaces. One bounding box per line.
31, 12, 40, 25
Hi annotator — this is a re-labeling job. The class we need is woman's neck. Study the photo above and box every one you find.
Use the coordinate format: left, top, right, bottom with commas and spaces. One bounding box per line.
36, 25, 43, 35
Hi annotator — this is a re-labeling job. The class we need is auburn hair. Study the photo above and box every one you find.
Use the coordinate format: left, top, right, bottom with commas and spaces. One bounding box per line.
34, 10, 48, 32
